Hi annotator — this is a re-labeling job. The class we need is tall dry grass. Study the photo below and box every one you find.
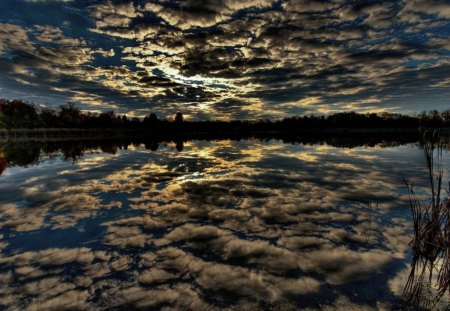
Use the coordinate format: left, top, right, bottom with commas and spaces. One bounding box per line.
403, 130, 449, 310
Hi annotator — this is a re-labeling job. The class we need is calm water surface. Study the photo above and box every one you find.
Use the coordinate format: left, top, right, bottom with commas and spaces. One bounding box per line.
0, 137, 447, 310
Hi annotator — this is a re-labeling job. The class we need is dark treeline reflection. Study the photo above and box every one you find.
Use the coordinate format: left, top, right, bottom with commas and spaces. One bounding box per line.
0, 132, 420, 175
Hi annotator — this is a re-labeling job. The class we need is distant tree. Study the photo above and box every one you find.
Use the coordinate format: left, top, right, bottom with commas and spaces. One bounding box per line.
441, 110, 450, 123
428, 109, 442, 126
0, 99, 40, 128
143, 113, 158, 128
0, 97, 447, 131
129, 117, 141, 129
98, 111, 118, 127
149, 113, 158, 122
175, 112, 184, 123
39, 107, 59, 128
59, 102, 82, 127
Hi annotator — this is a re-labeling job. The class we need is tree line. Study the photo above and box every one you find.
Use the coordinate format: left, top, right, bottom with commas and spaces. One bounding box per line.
0, 98, 449, 131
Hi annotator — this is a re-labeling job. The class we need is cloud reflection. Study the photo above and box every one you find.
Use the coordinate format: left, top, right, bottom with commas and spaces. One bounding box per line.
0, 137, 446, 309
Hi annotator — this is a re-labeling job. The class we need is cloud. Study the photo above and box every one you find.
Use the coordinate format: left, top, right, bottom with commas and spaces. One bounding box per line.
142, 0, 275, 30
1, 0, 449, 117
0, 23, 34, 55
283, 0, 340, 13
25, 0, 73, 2
399, 0, 450, 20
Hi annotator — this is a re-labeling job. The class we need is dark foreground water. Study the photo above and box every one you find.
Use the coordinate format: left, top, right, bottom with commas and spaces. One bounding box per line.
0, 136, 448, 310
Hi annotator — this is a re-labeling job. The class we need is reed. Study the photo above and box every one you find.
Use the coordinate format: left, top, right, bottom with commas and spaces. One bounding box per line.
403, 130, 450, 310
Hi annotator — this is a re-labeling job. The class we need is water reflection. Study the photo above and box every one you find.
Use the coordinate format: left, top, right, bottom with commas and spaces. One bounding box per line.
0, 132, 418, 175
0, 134, 447, 310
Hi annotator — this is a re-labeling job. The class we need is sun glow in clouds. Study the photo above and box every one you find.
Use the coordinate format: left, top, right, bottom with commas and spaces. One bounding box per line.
0, 0, 449, 118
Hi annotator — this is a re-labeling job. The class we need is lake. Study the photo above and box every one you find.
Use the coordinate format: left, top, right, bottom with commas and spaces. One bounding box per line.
0, 135, 448, 310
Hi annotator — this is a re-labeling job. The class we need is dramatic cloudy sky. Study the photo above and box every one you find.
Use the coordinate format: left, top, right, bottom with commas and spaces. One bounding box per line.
0, 0, 449, 119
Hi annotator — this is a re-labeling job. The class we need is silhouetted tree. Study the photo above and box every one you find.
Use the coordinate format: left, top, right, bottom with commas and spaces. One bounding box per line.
39, 107, 59, 128
175, 112, 184, 123
441, 110, 450, 123
59, 102, 82, 128
1, 98, 449, 132
97, 111, 119, 128
0, 99, 40, 128
143, 113, 158, 128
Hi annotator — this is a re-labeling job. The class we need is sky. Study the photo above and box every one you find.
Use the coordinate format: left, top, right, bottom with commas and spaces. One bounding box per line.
0, 0, 449, 120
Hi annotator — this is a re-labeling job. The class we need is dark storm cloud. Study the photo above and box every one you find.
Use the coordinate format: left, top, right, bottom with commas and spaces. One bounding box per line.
0, 0, 449, 118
